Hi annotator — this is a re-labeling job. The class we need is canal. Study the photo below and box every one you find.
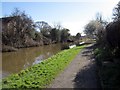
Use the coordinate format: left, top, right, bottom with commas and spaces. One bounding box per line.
2, 43, 63, 78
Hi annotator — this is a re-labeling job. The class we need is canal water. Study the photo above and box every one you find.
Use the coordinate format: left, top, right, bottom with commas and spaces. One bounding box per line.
2, 43, 62, 78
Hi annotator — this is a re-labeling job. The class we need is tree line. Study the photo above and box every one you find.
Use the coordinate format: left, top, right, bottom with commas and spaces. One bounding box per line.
1, 8, 81, 51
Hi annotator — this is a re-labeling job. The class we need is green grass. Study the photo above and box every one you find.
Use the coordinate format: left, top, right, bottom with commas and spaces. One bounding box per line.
2, 45, 85, 88
0, 79, 2, 89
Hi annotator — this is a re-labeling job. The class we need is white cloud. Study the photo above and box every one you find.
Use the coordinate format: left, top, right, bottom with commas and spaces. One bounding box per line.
62, 21, 87, 35
98, 1, 119, 21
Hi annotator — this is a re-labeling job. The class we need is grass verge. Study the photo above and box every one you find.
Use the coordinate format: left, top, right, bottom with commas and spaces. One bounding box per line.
2, 45, 85, 88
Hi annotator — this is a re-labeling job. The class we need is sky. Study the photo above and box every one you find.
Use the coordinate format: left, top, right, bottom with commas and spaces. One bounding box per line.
1, 0, 120, 35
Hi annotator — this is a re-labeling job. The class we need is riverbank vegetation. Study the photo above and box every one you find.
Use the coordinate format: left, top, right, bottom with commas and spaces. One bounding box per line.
2, 45, 85, 88
1, 8, 82, 52
84, 1, 120, 88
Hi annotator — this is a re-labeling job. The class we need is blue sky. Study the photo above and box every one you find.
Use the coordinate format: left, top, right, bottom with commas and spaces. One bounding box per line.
1, 1, 119, 35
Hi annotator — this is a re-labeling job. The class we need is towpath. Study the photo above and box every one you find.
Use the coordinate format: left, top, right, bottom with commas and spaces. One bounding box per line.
48, 44, 101, 88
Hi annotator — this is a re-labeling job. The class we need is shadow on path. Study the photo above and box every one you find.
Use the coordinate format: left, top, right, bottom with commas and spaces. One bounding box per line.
73, 44, 101, 89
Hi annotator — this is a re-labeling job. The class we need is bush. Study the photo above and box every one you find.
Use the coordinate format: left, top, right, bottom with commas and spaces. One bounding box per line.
106, 20, 120, 56
94, 47, 120, 88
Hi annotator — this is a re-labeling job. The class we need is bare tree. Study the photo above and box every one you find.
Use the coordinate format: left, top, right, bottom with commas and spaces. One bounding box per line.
35, 21, 52, 38
2, 8, 35, 47
113, 1, 120, 21
53, 22, 63, 30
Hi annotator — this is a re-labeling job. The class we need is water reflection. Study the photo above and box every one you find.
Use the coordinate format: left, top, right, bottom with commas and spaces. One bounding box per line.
2, 43, 62, 78
33, 55, 44, 65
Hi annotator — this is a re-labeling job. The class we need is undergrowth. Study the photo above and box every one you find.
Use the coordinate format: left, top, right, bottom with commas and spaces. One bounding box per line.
94, 46, 120, 88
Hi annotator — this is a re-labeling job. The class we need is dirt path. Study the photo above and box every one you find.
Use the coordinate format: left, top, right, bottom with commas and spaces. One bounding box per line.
48, 44, 101, 88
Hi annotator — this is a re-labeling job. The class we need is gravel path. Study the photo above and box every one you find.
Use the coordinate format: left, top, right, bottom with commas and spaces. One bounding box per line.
48, 44, 101, 88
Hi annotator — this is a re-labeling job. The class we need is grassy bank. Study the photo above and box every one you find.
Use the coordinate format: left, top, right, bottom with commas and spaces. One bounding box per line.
94, 47, 120, 88
2, 45, 85, 88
